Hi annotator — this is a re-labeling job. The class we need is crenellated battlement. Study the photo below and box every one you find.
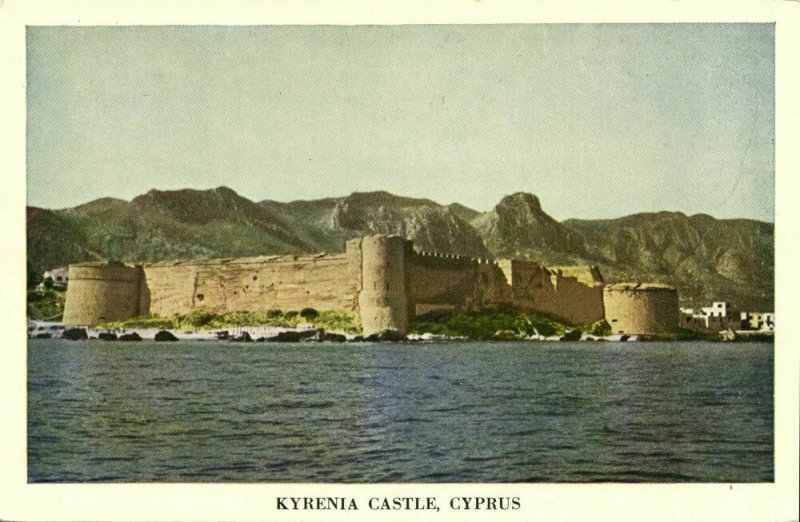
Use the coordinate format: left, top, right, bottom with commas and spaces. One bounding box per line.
413, 249, 501, 266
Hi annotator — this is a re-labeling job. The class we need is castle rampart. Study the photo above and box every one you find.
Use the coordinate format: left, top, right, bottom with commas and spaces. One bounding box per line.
140, 253, 357, 319
603, 284, 679, 334
495, 260, 606, 326
406, 250, 510, 313
62, 234, 679, 335
62, 262, 144, 325
354, 235, 410, 335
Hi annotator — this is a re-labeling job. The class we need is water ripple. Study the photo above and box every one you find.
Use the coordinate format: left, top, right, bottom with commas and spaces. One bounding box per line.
27, 339, 773, 483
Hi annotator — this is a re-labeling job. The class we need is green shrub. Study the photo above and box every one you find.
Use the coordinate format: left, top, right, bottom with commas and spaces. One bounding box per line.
650, 327, 719, 341
176, 310, 215, 328
26, 289, 66, 321
589, 319, 612, 336
27, 267, 41, 289
410, 309, 568, 340
300, 307, 319, 320
314, 311, 362, 334
96, 316, 176, 329
96, 309, 362, 334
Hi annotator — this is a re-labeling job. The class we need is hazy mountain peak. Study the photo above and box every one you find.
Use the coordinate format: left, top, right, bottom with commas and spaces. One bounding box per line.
342, 191, 440, 208
446, 202, 481, 222
66, 197, 131, 214
502, 192, 543, 211
213, 185, 238, 195
473, 191, 585, 259
132, 186, 251, 212
494, 192, 556, 223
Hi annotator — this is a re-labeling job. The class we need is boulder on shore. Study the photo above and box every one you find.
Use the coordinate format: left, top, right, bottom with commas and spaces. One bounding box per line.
154, 330, 179, 342
307, 329, 327, 342
61, 328, 88, 340
98, 332, 118, 341
266, 330, 302, 342
231, 332, 253, 342
559, 329, 582, 342
118, 332, 142, 341
322, 332, 347, 342
266, 329, 324, 342
365, 329, 407, 342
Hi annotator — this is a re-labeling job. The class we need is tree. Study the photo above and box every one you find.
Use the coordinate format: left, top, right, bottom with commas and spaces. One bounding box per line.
300, 307, 319, 320
27, 266, 41, 289
589, 319, 612, 336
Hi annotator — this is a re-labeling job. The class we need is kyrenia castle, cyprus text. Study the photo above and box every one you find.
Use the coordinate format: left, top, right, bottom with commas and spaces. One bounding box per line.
62, 235, 679, 336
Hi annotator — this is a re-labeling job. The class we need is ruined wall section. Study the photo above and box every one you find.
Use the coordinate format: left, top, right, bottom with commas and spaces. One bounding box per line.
406, 250, 513, 316
603, 284, 679, 334
62, 262, 143, 325
406, 251, 605, 326
547, 266, 604, 285
499, 260, 605, 326
141, 254, 357, 318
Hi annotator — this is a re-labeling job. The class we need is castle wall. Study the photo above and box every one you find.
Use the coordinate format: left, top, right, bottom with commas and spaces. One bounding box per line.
405, 253, 606, 325
142, 254, 357, 318
502, 260, 605, 325
60, 235, 679, 335
62, 263, 142, 325
603, 284, 679, 334
406, 252, 510, 313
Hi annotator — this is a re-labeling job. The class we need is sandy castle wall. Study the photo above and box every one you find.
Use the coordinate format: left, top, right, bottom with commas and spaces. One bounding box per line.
497, 260, 605, 326
407, 250, 510, 312
603, 284, 680, 335
353, 235, 410, 335
62, 234, 678, 335
141, 253, 357, 318
62, 263, 144, 325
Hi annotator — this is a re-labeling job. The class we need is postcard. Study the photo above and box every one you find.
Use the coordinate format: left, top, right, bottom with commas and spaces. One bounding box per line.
1, 1, 798, 521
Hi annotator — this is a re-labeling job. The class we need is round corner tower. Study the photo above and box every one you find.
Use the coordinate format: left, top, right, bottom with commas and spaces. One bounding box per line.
62, 262, 143, 326
602, 284, 679, 335
357, 235, 410, 336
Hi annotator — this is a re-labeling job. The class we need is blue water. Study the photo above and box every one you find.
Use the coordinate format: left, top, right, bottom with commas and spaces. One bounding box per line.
27, 340, 773, 482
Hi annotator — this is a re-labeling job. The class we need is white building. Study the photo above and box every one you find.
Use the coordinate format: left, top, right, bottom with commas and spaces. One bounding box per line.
40, 267, 69, 288
740, 311, 775, 331
701, 302, 734, 319
680, 302, 738, 333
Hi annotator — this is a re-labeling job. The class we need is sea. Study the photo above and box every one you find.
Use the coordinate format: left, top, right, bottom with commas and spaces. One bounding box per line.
27, 339, 773, 483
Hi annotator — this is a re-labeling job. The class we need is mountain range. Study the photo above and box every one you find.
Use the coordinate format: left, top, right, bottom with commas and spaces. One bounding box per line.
26, 187, 774, 311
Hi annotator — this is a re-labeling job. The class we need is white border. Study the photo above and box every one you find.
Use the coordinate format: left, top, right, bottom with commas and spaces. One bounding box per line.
1, 1, 797, 521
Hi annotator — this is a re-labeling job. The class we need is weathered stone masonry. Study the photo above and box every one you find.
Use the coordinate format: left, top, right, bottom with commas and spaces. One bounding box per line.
63, 234, 679, 335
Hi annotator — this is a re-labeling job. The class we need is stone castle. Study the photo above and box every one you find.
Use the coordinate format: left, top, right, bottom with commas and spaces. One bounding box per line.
62, 234, 679, 335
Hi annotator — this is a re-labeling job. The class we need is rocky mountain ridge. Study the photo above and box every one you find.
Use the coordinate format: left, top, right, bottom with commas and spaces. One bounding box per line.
26, 187, 774, 310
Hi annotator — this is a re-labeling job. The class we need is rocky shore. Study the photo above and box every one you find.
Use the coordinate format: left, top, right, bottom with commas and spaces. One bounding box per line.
27, 320, 766, 343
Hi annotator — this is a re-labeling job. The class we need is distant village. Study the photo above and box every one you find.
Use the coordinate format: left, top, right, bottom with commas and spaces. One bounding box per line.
680, 301, 775, 338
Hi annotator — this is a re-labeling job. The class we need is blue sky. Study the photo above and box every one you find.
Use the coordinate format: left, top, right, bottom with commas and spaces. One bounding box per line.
27, 24, 774, 221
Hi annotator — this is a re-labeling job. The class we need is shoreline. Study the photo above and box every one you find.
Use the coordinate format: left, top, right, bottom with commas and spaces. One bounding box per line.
27, 320, 775, 344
